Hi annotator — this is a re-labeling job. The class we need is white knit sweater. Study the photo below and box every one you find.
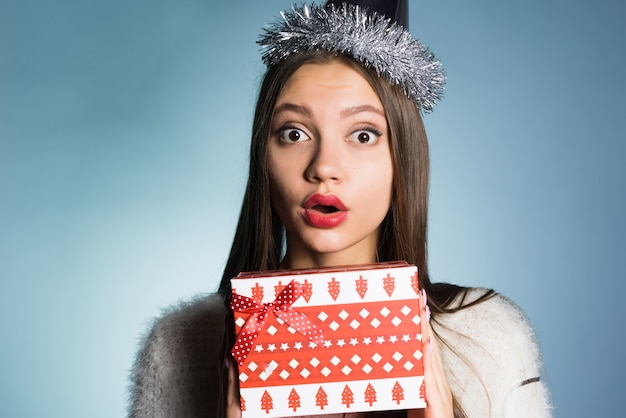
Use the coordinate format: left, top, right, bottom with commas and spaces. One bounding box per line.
127, 289, 552, 417
433, 289, 552, 417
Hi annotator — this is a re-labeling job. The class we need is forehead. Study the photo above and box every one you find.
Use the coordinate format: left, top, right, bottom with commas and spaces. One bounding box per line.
277, 60, 383, 108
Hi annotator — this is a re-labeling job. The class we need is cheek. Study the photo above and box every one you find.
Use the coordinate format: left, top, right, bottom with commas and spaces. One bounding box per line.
376, 158, 394, 199
380, 169, 394, 214
268, 171, 284, 207
268, 160, 292, 216
380, 174, 394, 209
268, 148, 304, 200
357, 162, 393, 216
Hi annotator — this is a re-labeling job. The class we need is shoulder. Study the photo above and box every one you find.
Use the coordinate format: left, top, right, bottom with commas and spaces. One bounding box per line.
435, 288, 542, 378
136, 293, 227, 368
438, 288, 539, 353
433, 288, 552, 417
128, 293, 227, 418
143, 293, 227, 337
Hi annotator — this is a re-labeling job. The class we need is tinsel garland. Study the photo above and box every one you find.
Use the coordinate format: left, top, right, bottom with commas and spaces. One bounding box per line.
258, 2, 446, 112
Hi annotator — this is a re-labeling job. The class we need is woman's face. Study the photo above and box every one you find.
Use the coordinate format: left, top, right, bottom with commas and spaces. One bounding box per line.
268, 60, 393, 268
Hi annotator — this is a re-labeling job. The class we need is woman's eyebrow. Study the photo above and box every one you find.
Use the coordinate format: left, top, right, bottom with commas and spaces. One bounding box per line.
274, 103, 384, 119
340, 104, 385, 118
273, 103, 310, 117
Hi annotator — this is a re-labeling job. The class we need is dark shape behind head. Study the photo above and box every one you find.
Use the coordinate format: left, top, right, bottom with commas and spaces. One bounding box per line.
325, 0, 408, 28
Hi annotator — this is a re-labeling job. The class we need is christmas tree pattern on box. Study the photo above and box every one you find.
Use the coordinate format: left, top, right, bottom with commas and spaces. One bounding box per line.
230, 262, 426, 417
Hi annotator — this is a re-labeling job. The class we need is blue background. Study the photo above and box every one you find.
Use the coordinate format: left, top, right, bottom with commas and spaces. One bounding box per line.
2, 0, 624, 416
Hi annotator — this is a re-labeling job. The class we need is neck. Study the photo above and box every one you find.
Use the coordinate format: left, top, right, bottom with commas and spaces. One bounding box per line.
281, 247, 378, 270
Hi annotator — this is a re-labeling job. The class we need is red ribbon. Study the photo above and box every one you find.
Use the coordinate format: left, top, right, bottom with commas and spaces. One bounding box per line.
230, 280, 325, 366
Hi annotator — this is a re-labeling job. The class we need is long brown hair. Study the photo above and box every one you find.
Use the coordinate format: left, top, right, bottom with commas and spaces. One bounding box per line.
217, 50, 488, 310
217, 50, 493, 417
217, 49, 432, 291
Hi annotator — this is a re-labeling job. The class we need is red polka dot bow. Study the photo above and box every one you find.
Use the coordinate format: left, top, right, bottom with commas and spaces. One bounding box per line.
230, 280, 325, 366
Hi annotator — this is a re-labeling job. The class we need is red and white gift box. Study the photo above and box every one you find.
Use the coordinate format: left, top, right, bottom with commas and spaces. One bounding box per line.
230, 261, 426, 417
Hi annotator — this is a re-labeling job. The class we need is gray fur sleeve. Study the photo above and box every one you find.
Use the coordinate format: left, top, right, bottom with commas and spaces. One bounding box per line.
127, 294, 226, 418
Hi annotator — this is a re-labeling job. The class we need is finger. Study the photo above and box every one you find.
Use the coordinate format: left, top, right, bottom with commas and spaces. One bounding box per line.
419, 290, 454, 418
419, 289, 432, 375
427, 322, 452, 402
226, 356, 242, 418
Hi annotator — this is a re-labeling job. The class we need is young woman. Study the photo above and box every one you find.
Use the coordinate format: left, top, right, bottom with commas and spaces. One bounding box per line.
128, 2, 552, 417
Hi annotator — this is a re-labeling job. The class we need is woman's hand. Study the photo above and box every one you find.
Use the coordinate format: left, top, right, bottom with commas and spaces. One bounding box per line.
407, 290, 454, 418
226, 356, 242, 418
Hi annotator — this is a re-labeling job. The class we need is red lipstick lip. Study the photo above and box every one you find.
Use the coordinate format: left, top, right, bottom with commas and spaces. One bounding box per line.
304, 193, 348, 211
302, 193, 348, 228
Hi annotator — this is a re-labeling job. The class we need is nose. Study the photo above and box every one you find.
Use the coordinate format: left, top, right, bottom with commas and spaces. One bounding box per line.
305, 136, 344, 183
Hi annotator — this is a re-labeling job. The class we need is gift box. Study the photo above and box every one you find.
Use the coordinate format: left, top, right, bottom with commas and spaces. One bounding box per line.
230, 261, 426, 417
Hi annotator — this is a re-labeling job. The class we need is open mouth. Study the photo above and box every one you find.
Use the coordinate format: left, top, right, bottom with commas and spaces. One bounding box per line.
303, 194, 348, 228
312, 204, 339, 214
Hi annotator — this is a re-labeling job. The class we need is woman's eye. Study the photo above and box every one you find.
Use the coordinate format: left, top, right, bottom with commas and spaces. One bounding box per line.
350, 129, 381, 144
279, 128, 309, 143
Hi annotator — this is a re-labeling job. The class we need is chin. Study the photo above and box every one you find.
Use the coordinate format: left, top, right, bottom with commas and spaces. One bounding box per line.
307, 238, 376, 263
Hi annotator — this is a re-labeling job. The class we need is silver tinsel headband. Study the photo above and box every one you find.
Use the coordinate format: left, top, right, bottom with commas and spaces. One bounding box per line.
258, 2, 446, 112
